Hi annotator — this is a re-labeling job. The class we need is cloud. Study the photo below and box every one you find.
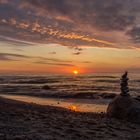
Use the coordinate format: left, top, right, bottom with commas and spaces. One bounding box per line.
127, 26, 140, 43
73, 52, 81, 55
39, 57, 73, 63
48, 51, 56, 55
0, 52, 75, 66
0, 35, 35, 46
0, 53, 28, 61
27, 0, 137, 31
75, 47, 83, 51
0, 52, 90, 66
35, 61, 75, 67
73, 47, 83, 55
0, 55, 14, 61
0, 0, 140, 49
0, 53, 29, 58
0, 0, 8, 4
82, 61, 91, 64
0, 16, 114, 48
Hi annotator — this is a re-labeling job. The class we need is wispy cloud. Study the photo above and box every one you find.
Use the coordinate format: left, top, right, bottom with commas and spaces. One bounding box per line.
0, 35, 36, 46
0, 52, 75, 66
0, 53, 30, 61
35, 61, 75, 67
48, 51, 56, 55
0, 55, 15, 61
73, 52, 82, 55
0, 17, 114, 48
0, 52, 91, 66
0, 0, 139, 49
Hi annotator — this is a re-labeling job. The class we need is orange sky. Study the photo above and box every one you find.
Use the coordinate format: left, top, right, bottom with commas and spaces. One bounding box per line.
0, 43, 140, 74
0, 0, 140, 74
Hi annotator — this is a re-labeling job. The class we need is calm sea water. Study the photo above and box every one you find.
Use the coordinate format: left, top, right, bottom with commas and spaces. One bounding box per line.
0, 73, 140, 99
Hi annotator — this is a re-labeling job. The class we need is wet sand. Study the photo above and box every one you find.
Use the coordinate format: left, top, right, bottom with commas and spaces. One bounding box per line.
0, 94, 109, 113
0, 97, 140, 140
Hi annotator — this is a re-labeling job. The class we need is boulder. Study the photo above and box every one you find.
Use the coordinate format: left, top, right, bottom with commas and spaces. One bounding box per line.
42, 85, 51, 90
107, 95, 140, 124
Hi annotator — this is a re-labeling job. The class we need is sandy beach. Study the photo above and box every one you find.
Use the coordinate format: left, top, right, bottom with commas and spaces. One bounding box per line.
1, 0, 140, 139
0, 97, 140, 140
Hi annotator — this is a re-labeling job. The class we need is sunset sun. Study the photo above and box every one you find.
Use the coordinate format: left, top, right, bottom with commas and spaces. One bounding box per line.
73, 70, 79, 75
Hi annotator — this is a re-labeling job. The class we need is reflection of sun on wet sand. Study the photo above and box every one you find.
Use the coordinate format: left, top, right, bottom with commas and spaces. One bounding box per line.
0, 94, 108, 113
69, 105, 77, 111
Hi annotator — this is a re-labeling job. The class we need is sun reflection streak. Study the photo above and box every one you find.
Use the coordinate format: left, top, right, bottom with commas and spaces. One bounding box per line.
69, 105, 77, 111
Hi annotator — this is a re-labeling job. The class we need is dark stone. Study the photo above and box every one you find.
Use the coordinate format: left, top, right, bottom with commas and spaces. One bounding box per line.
42, 85, 51, 90
107, 95, 140, 124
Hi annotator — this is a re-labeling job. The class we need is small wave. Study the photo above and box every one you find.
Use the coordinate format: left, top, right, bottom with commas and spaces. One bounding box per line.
132, 80, 140, 83
94, 79, 119, 83
12, 79, 59, 84
87, 75, 118, 78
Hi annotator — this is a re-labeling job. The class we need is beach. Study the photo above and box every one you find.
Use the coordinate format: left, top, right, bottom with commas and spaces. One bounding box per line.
0, 97, 140, 140
0, 74, 140, 140
1, 0, 140, 139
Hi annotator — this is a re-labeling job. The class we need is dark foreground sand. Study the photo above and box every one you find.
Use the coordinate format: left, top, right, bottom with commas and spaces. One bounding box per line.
0, 97, 140, 140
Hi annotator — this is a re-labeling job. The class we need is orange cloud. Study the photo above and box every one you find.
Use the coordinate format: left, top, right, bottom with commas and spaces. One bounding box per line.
1, 17, 115, 48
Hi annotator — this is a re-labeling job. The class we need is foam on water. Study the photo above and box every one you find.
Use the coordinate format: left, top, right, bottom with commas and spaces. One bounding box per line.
0, 73, 140, 99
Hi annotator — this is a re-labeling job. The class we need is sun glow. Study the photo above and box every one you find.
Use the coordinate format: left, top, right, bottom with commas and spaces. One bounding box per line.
73, 70, 79, 75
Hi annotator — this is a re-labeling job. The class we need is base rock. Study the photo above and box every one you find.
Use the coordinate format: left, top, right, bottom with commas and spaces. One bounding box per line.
107, 95, 140, 124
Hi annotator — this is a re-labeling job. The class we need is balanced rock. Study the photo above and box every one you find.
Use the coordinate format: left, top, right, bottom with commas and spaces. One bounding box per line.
107, 72, 140, 124
107, 95, 140, 124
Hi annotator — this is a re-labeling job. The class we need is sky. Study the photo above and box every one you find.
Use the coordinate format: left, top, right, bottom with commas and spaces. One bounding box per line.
0, 0, 140, 74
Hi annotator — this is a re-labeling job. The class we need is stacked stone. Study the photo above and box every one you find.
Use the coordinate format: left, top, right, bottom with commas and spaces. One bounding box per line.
120, 71, 130, 96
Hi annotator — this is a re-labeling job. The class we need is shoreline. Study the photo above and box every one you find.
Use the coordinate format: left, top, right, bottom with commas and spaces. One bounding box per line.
0, 94, 109, 113
0, 97, 140, 140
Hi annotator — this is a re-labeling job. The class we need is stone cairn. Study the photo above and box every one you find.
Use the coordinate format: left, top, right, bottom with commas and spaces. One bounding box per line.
107, 72, 140, 124
120, 71, 130, 96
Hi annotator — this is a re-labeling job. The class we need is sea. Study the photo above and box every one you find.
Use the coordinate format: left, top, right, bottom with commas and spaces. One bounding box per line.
0, 73, 139, 112
0, 73, 140, 98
